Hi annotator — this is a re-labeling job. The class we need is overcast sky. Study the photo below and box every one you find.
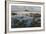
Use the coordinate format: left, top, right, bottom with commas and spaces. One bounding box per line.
11, 5, 41, 12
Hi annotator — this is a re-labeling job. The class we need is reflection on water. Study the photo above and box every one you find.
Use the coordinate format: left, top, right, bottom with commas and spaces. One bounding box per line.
11, 13, 41, 28
11, 15, 33, 28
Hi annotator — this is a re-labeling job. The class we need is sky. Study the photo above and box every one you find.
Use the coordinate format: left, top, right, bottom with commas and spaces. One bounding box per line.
11, 5, 41, 12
